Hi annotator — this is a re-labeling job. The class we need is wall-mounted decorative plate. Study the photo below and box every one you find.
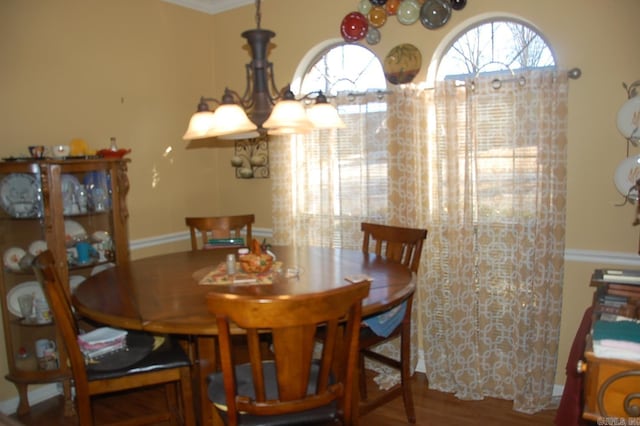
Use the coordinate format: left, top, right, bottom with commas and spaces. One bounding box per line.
614, 154, 640, 201
366, 26, 381, 45
617, 96, 640, 141
340, 12, 368, 42
396, 0, 420, 25
420, 0, 452, 30
383, 43, 422, 85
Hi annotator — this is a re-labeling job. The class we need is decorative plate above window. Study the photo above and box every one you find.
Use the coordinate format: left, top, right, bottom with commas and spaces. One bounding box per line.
383, 43, 422, 85
343, 0, 468, 44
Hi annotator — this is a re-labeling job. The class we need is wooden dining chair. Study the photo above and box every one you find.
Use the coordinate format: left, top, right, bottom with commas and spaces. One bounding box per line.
359, 222, 428, 423
32, 250, 195, 426
185, 214, 254, 251
205, 280, 371, 426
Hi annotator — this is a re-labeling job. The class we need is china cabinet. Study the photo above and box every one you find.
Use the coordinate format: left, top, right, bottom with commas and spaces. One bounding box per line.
581, 272, 640, 421
0, 158, 130, 415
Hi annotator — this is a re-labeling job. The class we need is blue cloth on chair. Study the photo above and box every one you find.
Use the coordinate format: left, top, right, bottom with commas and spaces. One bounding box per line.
363, 301, 407, 338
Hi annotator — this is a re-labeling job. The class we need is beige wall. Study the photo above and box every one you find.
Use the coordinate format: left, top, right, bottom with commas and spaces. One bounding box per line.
0, 0, 638, 407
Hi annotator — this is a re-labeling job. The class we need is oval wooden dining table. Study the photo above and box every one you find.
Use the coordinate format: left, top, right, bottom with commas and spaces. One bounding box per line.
72, 245, 415, 426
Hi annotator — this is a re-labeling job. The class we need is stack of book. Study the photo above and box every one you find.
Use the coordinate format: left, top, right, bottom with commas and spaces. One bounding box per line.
78, 327, 128, 360
593, 268, 640, 285
203, 238, 245, 250
596, 292, 633, 319
592, 319, 640, 361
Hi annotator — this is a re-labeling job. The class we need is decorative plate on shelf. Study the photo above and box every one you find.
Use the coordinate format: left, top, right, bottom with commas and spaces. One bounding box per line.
7, 281, 45, 317
0, 173, 40, 218
614, 154, 640, 201
3, 247, 26, 272
617, 96, 640, 141
64, 220, 88, 246
28, 240, 47, 257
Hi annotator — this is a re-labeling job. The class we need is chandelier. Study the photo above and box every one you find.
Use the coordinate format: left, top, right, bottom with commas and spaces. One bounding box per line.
182, 0, 345, 141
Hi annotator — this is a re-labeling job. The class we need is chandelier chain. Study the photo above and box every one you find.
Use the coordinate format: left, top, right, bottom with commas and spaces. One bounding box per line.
255, 0, 261, 29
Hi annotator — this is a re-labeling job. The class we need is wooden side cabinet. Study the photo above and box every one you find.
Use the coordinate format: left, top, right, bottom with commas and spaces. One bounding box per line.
582, 277, 640, 422
0, 158, 130, 415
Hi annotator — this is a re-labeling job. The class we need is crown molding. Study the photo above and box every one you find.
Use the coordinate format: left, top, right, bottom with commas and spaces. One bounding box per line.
162, 0, 254, 15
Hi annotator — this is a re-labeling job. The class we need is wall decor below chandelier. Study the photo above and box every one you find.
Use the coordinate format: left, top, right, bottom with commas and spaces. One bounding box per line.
230, 137, 269, 179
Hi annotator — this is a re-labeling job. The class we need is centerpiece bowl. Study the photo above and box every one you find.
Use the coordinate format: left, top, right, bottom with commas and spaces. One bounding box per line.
239, 253, 273, 273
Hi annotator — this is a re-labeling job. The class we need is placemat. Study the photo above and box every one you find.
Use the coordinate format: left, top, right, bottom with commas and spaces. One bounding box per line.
195, 261, 282, 285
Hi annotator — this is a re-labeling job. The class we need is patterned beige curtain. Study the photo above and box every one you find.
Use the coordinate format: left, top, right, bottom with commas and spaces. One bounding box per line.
270, 91, 390, 248
271, 69, 568, 413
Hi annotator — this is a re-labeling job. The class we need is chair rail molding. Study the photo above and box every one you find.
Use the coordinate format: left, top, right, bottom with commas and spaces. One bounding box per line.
129, 230, 640, 268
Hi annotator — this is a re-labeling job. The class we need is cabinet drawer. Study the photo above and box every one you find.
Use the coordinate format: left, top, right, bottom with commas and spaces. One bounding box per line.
583, 350, 640, 421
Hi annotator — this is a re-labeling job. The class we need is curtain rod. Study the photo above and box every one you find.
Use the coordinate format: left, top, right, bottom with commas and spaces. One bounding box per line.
481, 67, 581, 90
334, 68, 582, 98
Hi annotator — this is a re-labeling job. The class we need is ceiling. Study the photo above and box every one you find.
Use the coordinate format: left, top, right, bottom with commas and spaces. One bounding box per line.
162, 0, 254, 15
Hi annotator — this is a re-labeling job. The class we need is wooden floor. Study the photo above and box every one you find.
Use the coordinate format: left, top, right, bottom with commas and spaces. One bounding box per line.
7, 372, 560, 426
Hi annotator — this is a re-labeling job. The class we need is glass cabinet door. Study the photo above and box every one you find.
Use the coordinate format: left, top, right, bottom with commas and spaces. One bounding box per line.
51, 164, 117, 277
0, 163, 63, 387
0, 158, 130, 415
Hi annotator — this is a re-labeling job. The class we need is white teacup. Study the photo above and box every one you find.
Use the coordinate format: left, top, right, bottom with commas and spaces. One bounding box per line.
51, 145, 70, 158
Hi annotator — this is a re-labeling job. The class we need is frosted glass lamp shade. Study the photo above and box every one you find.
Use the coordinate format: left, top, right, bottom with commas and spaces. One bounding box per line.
204, 104, 258, 138
267, 126, 312, 136
182, 104, 258, 140
218, 130, 261, 140
307, 103, 346, 129
263, 100, 313, 133
182, 111, 216, 140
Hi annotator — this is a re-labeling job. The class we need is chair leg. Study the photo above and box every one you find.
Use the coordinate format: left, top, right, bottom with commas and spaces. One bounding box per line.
400, 325, 415, 423
76, 393, 94, 426
179, 366, 195, 426
164, 382, 179, 424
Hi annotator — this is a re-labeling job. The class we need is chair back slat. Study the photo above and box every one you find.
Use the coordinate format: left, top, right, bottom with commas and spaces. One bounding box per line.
32, 251, 91, 396
185, 214, 255, 251
361, 222, 428, 273
207, 280, 370, 424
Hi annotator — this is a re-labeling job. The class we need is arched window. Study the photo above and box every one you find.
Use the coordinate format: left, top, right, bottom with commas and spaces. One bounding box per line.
272, 43, 389, 248
298, 43, 386, 95
437, 18, 556, 80
430, 19, 558, 223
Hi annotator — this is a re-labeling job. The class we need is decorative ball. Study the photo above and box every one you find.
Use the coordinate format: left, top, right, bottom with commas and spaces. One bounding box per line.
238, 167, 254, 178
230, 156, 244, 167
